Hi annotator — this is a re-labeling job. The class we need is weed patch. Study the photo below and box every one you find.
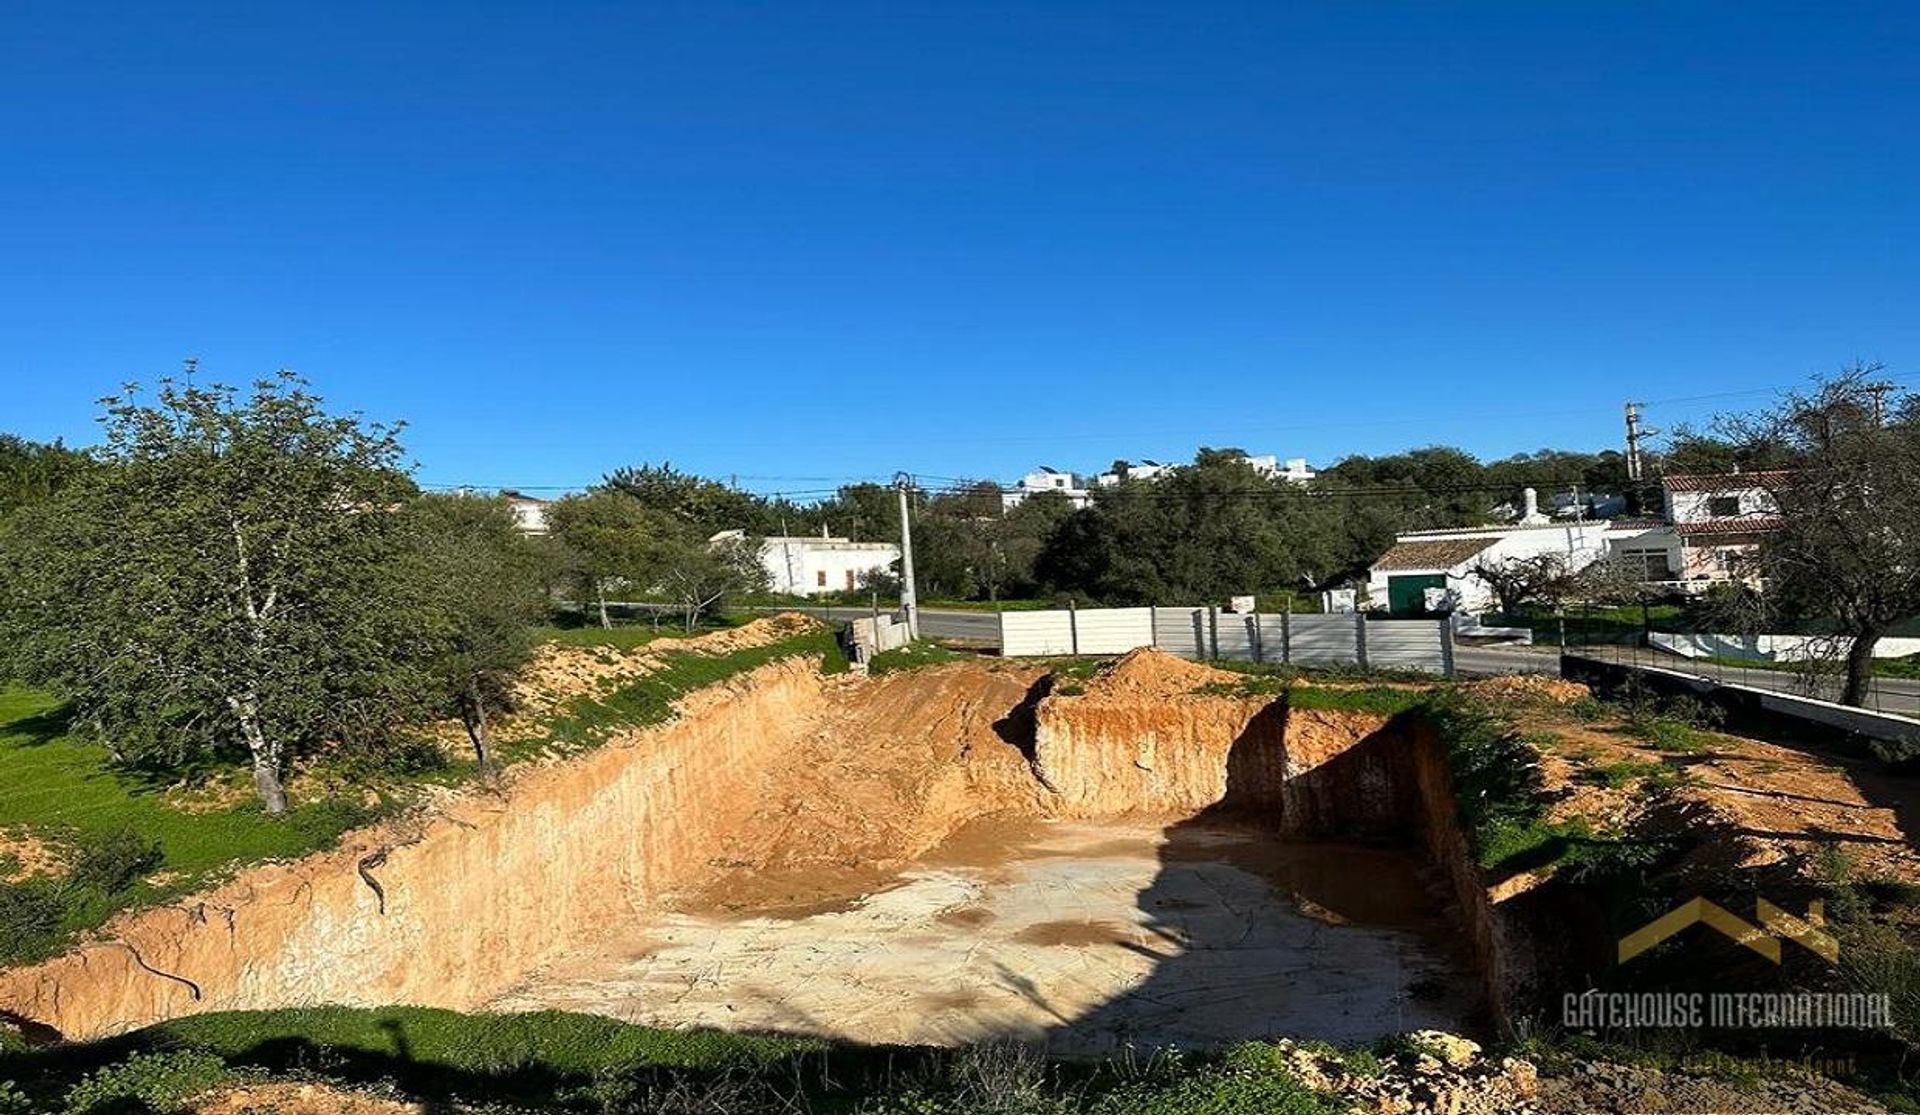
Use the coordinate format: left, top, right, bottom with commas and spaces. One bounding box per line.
868, 641, 976, 675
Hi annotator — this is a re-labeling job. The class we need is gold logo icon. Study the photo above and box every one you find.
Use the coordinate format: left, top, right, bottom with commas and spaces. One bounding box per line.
1618, 898, 1838, 964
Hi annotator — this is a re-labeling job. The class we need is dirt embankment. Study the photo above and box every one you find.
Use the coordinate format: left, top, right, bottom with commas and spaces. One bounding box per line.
1, 645, 1466, 1043
1031, 650, 1421, 840
0, 648, 838, 1041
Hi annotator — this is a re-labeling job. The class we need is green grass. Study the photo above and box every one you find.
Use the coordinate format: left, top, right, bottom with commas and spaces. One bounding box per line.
1632, 718, 1712, 754
867, 641, 978, 675
1284, 686, 1426, 717
535, 614, 744, 651
0, 1006, 1342, 1115
0, 688, 378, 963
1582, 758, 1671, 788
1490, 603, 1694, 646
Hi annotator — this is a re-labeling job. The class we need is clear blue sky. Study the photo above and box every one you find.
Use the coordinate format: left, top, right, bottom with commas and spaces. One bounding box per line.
3, 2, 1915, 497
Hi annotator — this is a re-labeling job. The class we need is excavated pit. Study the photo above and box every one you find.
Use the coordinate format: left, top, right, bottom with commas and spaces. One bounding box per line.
491, 818, 1476, 1051
0, 643, 1494, 1050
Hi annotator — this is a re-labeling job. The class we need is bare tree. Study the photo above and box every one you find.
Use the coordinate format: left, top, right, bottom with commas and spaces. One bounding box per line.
1470, 552, 1579, 616
1720, 365, 1920, 707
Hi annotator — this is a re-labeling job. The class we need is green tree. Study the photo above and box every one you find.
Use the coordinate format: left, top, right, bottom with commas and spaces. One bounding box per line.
403, 493, 546, 770
0, 434, 88, 516
544, 490, 665, 628
1036, 449, 1341, 603
0, 374, 416, 813
601, 462, 774, 536
655, 527, 766, 632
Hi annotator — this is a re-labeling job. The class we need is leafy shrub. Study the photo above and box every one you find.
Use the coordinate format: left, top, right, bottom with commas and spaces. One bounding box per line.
1637, 719, 1709, 754
0, 1081, 30, 1115
0, 878, 66, 957
69, 828, 163, 894
1418, 693, 1550, 867
62, 1050, 230, 1115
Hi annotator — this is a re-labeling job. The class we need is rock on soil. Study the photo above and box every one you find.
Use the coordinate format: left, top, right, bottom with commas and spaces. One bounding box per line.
1274, 1033, 1891, 1115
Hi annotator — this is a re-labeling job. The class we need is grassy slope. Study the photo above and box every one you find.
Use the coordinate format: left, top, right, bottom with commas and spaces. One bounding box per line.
0, 623, 846, 964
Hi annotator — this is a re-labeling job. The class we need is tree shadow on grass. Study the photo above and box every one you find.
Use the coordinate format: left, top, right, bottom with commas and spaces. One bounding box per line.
1, 1012, 956, 1115
0, 701, 74, 747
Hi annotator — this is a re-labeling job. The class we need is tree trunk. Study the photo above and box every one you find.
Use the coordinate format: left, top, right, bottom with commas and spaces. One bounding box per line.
251, 755, 288, 815
462, 680, 493, 771
1841, 628, 1882, 708
596, 581, 611, 629
231, 694, 288, 814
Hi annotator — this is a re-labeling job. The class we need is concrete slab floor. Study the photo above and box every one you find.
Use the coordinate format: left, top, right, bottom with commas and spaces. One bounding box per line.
488, 819, 1481, 1053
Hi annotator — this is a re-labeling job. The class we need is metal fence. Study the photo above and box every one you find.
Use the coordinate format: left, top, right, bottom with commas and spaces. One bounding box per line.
1470, 609, 1920, 719
997, 605, 1455, 675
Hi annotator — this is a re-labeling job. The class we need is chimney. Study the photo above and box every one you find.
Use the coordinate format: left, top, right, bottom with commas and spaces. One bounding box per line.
1521, 487, 1546, 524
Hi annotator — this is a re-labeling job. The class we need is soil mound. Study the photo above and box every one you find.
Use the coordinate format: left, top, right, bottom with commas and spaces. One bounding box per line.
1463, 674, 1589, 704
1077, 647, 1239, 702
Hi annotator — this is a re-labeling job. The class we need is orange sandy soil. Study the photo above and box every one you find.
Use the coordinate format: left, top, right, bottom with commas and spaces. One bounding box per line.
0, 827, 63, 880
1498, 688, 1920, 887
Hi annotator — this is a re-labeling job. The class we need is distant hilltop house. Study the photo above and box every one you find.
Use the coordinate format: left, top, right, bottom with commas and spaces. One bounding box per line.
1001, 467, 1092, 511
1094, 459, 1176, 487
1240, 454, 1317, 484
500, 490, 550, 535
712, 528, 901, 597
1366, 474, 1784, 617
1009, 451, 1315, 510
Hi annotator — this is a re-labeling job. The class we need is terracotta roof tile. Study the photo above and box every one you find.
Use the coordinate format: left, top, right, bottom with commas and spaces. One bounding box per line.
1662, 471, 1793, 492
1371, 536, 1502, 571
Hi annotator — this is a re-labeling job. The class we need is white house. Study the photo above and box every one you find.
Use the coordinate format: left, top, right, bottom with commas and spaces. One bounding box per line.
1367, 497, 1613, 616
1001, 467, 1092, 511
1094, 459, 1176, 487
716, 528, 902, 597
1241, 454, 1316, 484
1599, 472, 1783, 591
501, 490, 550, 535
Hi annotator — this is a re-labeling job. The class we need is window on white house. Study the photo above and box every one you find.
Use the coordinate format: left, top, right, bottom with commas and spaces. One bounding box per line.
816, 570, 827, 587
1615, 548, 1671, 581
1707, 495, 1742, 517
1712, 547, 1744, 572
845, 569, 856, 590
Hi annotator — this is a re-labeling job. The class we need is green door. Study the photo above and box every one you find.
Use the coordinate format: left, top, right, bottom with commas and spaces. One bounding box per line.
1387, 574, 1447, 617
